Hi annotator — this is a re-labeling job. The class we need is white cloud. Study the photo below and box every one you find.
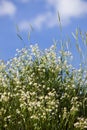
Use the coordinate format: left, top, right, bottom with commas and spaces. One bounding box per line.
0, 1, 16, 17
47, 0, 87, 24
19, 0, 87, 31
59, 0, 81, 17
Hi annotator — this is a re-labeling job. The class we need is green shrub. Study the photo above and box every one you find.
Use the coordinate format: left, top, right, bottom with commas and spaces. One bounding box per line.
0, 39, 87, 129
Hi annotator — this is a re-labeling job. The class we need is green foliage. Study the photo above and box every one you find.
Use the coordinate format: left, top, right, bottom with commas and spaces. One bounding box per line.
0, 35, 87, 130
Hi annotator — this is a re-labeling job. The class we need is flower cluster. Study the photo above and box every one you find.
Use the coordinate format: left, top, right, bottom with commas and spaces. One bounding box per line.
0, 44, 87, 130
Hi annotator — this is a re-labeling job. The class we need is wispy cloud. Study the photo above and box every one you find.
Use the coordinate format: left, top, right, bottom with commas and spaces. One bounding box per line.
19, 12, 57, 31
0, 1, 16, 17
19, 0, 87, 31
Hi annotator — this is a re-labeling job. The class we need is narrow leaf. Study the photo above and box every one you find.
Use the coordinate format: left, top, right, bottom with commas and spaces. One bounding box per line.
16, 24, 20, 33
29, 24, 34, 32
72, 32, 77, 40
28, 31, 30, 41
58, 11, 62, 31
17, 33, 23, 41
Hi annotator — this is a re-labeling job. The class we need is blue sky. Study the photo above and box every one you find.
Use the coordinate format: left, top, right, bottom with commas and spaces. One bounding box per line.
0, 0, 87, 67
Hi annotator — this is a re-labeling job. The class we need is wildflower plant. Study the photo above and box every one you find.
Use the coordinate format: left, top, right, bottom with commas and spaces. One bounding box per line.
0, 31, 87, 130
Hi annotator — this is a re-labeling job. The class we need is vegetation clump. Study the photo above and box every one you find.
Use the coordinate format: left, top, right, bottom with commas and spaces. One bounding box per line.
0, 33, 87, 130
